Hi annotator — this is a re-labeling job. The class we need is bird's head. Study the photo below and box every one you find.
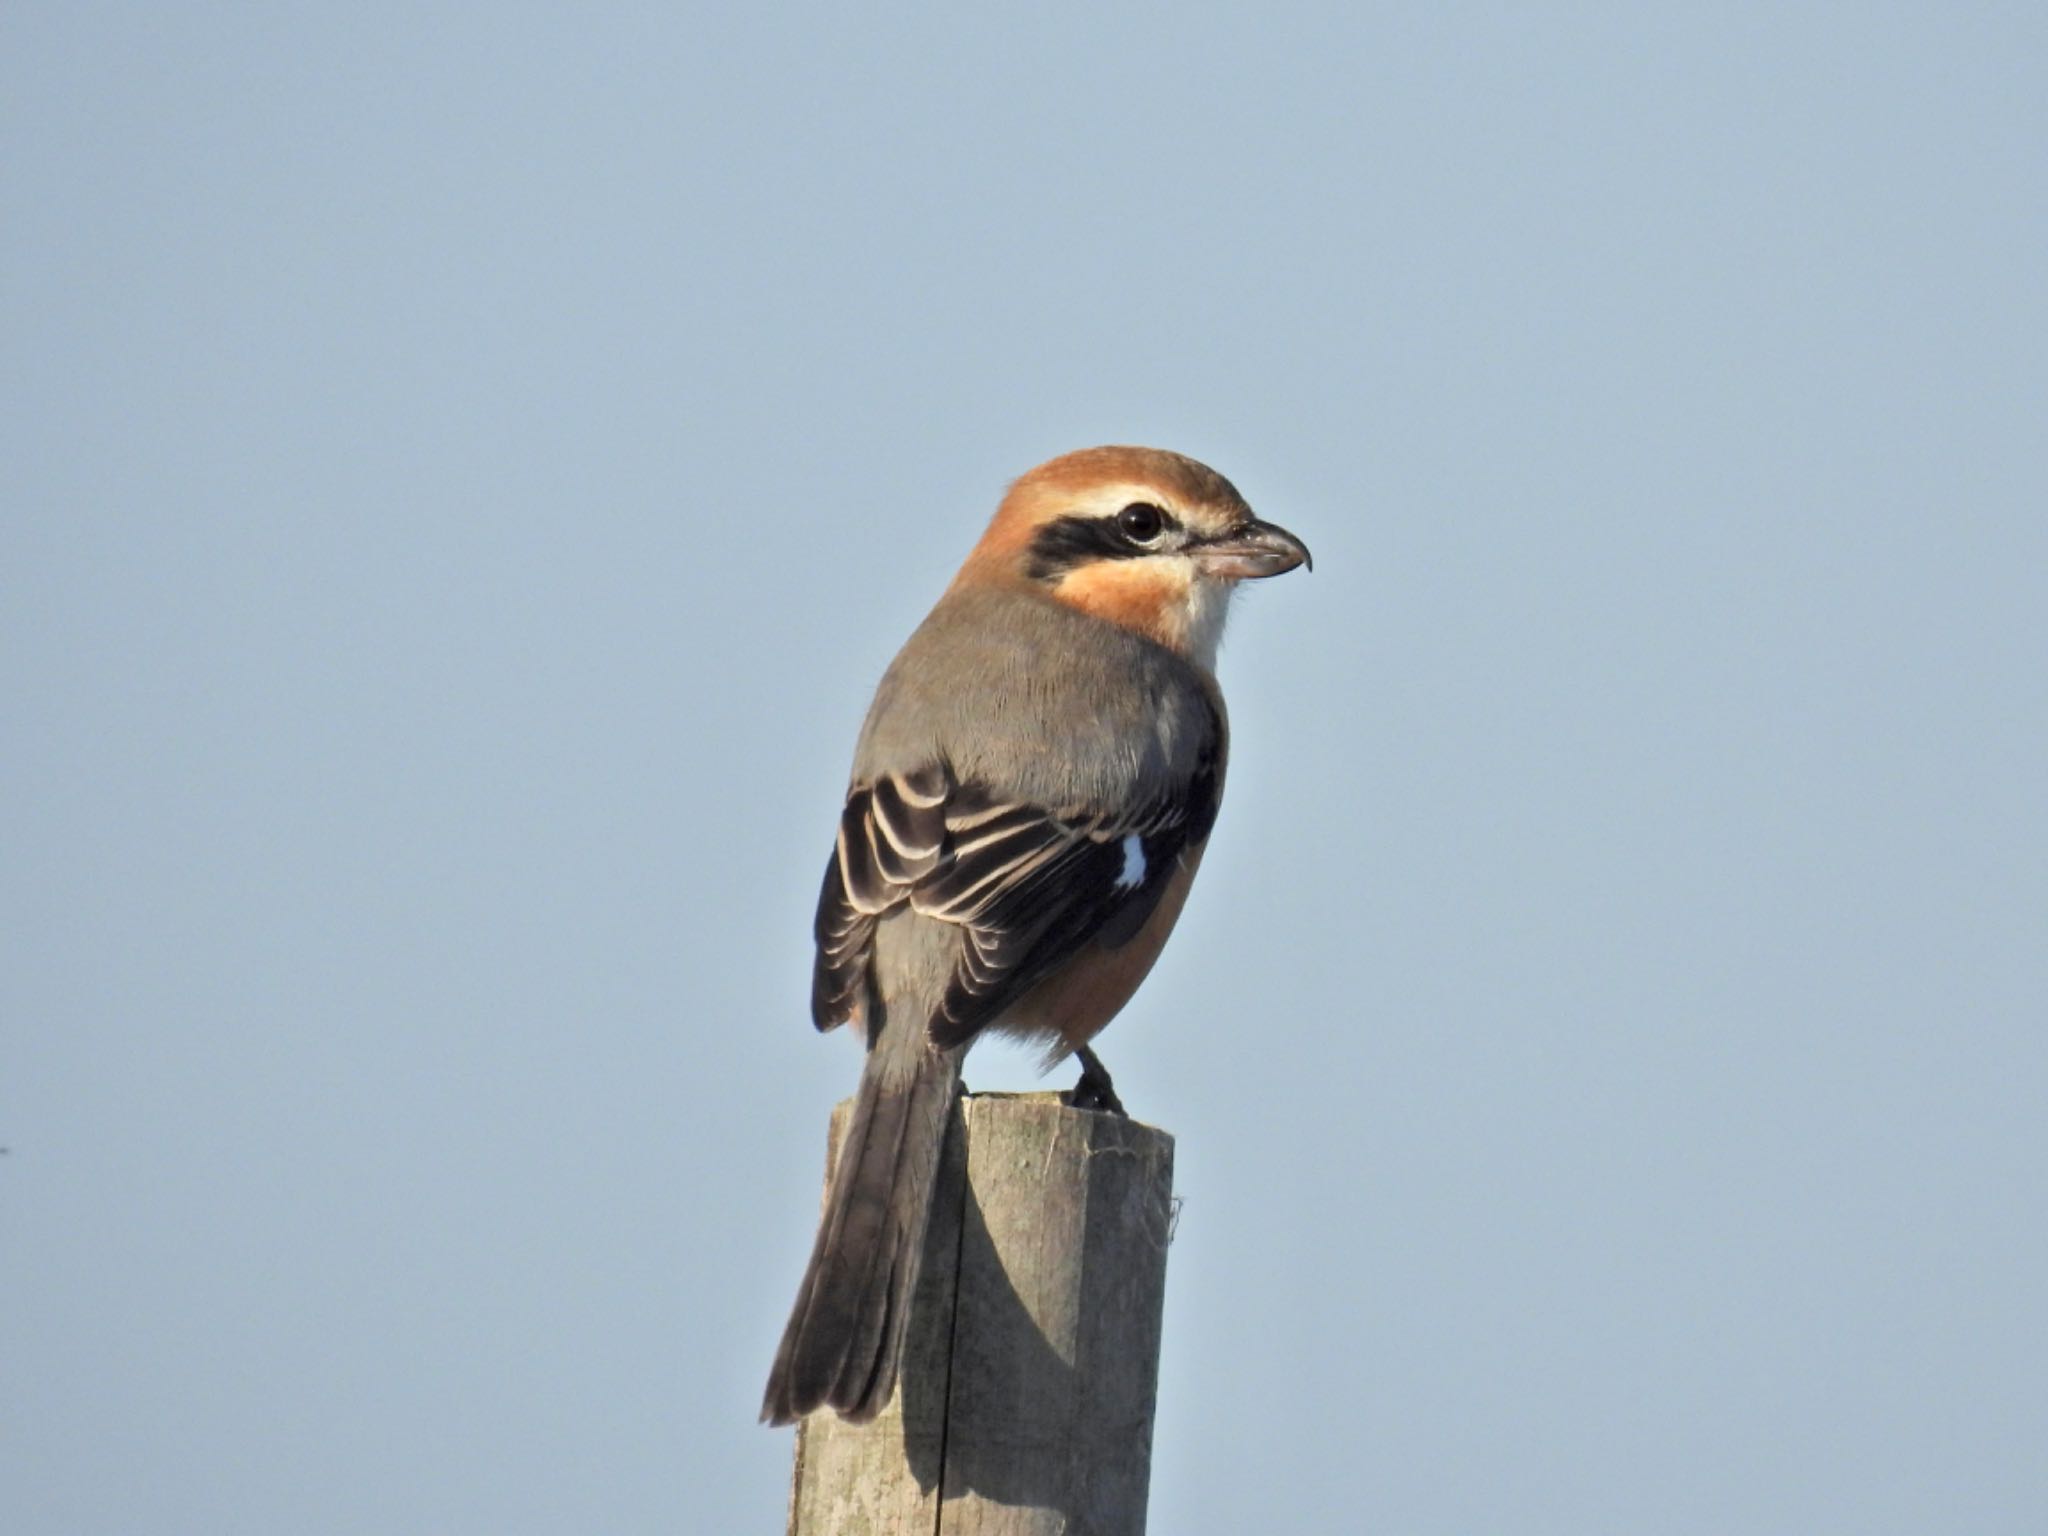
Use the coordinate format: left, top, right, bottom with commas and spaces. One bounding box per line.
955, 446, 1311, 666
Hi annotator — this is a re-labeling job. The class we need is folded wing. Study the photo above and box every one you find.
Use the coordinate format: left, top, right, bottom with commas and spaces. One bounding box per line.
811, 758, 1218, 1050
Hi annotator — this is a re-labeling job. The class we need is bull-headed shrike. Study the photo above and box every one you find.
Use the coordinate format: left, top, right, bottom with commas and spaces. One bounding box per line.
763, 445, 1310, 1425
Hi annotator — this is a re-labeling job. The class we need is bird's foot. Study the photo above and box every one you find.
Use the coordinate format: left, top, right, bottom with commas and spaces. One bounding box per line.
1065, 1044, 1127, 1117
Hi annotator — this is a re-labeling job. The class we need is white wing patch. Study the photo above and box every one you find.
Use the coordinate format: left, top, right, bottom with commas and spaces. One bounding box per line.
1114, 833, 1147, 890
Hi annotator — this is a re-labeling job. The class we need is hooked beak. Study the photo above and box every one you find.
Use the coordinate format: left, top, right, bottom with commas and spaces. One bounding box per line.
1191, 518, 1313, 580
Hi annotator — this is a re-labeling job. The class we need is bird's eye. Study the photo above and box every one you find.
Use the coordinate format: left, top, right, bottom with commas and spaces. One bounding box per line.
1116, 502, 1166, 543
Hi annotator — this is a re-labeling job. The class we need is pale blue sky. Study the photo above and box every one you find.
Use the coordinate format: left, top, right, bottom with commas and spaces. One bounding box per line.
4, 5, 2044, 1532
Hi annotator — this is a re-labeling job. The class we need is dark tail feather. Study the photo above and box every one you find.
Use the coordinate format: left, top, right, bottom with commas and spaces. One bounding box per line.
762, 1030, 961, 1425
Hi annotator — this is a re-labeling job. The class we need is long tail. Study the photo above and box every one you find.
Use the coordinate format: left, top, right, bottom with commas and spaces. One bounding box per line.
762, 1015, 962, 1425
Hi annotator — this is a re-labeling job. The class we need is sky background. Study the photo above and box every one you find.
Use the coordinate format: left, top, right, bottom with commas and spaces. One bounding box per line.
4, 5, 2044, 1533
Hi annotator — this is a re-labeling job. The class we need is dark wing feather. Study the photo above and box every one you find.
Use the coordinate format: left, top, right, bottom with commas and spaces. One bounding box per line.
809, 847, 875, 1030
809, 756, 1220, 1047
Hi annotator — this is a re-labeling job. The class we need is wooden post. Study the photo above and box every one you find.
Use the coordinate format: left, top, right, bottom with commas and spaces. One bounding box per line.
786, 1091, 1176, 1536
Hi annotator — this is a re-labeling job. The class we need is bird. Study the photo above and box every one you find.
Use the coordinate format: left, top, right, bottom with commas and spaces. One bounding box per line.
761, 445, 1310, 1426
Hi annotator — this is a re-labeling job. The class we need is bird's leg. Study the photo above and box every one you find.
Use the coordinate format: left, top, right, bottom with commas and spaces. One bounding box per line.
1066, 1044, 1127, 1117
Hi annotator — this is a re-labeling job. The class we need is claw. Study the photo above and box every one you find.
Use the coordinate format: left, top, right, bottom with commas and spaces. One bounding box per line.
1065, 1044, 1128, 1117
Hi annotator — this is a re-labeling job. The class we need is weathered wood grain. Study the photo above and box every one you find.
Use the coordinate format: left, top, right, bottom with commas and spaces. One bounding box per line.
785, 1091, 1175, 1536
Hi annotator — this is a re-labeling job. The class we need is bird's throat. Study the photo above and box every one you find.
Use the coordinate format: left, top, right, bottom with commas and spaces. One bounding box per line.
1051, 558, 1231, 667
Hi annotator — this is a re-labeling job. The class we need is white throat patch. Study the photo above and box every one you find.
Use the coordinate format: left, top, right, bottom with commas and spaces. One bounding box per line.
1180, 576, 1234, 672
